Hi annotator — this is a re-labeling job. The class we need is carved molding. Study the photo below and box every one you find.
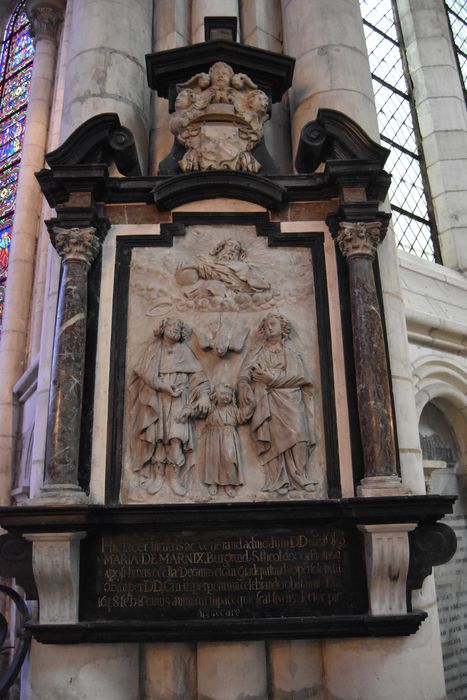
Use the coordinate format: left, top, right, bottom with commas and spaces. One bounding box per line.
24, 532, 86, 624
359, 523, 417, 615
52, 226, 100, 266
336, 221, 382, 260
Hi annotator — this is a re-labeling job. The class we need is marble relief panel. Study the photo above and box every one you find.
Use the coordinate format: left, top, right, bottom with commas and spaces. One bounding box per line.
120, 225, 325, 503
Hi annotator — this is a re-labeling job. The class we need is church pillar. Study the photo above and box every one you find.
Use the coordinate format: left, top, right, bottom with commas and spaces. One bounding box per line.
240, 0, 291, 173
281, 0, 379, 159
0, 0, 64, 506
150, 0, 191, 174
60, 0, 152, 171
41, 225, 100, 501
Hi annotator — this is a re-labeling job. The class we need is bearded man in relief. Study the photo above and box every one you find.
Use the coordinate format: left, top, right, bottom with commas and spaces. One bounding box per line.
130, 318, 210, 496
175, 238, 271, 300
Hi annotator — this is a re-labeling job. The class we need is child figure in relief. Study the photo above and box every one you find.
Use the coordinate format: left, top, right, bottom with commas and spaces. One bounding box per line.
201, 383, 254, 497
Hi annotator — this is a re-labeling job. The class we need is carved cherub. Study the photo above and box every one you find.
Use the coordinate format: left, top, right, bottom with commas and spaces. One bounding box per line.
170, 61, 271, 173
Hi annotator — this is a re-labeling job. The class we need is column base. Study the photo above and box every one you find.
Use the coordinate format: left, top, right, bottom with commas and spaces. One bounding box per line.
357, 475, 409, 497
28, 484, 91, 506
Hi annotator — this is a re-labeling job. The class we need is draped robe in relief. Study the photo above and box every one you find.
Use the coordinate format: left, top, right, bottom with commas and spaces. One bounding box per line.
180, 256, 271, 299
200, 402, 253, 487
130, 337, 209, 473
240, 341, 316, 492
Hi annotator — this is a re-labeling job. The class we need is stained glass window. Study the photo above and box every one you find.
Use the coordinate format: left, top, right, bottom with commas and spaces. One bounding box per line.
0, 1, 34, 331
360, 0, 439, 262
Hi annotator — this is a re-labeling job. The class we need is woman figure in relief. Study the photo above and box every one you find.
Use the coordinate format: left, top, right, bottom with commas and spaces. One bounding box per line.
238, 312, 317, 495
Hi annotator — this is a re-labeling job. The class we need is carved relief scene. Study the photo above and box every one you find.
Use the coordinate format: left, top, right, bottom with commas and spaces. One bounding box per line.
120, 225, 326, 504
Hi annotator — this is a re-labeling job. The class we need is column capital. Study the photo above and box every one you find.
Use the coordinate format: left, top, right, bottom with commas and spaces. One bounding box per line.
336, 221, 382, 260
26, 0, 65, 43
51, 226, 100, 266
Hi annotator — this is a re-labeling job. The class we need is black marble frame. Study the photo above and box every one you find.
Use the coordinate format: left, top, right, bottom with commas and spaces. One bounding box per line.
105, 212, 341, 503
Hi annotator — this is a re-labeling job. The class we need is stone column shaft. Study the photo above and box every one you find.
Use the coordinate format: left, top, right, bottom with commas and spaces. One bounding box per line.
281, 0, 379, 160
61, 0, 152, 170
44, 226, 99, 493
150, 0, 190, 175
336, 221, 404, 494
0, 0, 64, 506
240, 0, 291, 173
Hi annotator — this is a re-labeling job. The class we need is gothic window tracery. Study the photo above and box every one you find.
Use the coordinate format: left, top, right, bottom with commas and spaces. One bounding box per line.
0, 0, 34, 331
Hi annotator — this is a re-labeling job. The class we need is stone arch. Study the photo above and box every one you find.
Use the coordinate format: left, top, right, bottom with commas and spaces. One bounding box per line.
413, 355, 467, 475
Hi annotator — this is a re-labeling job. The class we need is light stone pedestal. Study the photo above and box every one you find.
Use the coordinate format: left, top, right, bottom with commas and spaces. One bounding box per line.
24, 531, 85, 624
359, 524, 417, 615
357, 475, 409, 497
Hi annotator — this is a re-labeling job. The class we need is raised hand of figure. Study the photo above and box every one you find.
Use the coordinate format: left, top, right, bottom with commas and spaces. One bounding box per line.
169, 384, 183, 398
237, 380, 254, 408
175, 407, 190, 423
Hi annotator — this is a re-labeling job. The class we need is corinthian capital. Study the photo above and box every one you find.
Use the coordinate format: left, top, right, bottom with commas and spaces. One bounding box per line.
26, 0, 65, 43
52, 227, 100, 266
336, 221, 382, 260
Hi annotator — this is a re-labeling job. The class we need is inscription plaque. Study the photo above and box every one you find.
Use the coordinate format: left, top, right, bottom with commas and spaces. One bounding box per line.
80, 525, 367, 623
436, 514, 467, 700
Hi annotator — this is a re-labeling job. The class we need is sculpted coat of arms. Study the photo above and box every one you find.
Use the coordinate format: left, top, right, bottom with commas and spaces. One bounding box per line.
169, 61, 270, 173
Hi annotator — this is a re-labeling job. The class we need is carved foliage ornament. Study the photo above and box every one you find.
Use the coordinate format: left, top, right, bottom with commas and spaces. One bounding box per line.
336, 221, 382, 260
27, 4, 64, 42
52, 226, 100, 265
169, 62, 270, 173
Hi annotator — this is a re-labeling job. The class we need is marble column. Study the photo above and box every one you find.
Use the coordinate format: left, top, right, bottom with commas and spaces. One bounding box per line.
0, 0, 64, 506
41, 226, 100, 501
336, 221, 405, 495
